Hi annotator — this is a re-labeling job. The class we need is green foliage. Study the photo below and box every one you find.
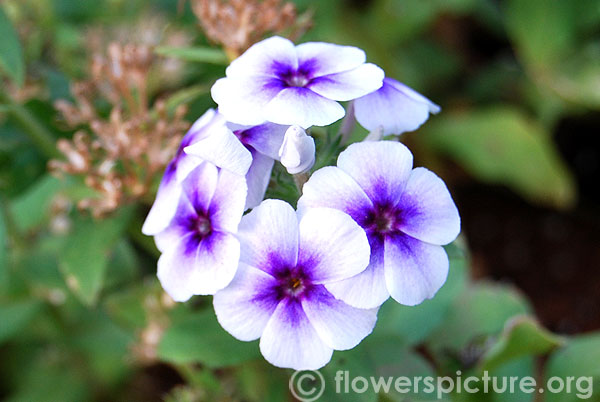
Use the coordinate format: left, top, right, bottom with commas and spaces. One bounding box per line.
1, 0, 599, 400
423, 107, 576, 208
59, 208, 133, 305
0, 5, 24, 86
480, 316, 564, 372
158, 307, 261, 368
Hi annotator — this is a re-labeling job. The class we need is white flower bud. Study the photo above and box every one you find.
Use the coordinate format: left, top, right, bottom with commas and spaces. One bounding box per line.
278, 125, 315, 175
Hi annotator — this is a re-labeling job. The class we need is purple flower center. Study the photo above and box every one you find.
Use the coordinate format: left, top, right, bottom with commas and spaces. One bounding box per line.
365, 204, 401, 235
274, 266, 311, 299
274, 61, 315, 88
196, 214, 212, 236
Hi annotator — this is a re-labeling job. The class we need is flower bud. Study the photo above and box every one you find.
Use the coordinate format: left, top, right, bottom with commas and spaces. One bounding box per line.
278, 125, 315, 174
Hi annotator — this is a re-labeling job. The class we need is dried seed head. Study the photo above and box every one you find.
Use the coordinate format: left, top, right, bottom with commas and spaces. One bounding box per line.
50, 42, 190, 218
191, 0, 312, 57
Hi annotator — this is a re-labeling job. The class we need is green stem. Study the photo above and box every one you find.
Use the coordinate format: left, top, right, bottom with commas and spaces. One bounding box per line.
0, 91, 60, 159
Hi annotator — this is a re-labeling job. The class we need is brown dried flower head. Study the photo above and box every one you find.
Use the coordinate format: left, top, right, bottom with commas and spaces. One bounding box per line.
191, 0, 312, 59
50, 43, 190, 218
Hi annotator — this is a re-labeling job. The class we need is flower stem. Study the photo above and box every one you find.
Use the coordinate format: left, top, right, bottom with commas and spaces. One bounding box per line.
293, 172, 309, 193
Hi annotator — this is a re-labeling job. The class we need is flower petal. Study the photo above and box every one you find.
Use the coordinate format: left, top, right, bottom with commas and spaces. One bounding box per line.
308, 63, 384, 101
245, 151, 275, 210
237, 199, 299, 276
387, 79, 441, 114
325, 236, 390, 309
209, 168, 247, 233
180, 162, 219, 214
214, 263, 280, 341
264, 87, 345, 128
235, 123, 288, 160
297, 166, 373, 225
354, 78, 439, 135
226, 36, 297, 78
297, 208, 370, 284
157, 231, 241, 300
184, 123, 252, 176
384, 233, 449, 306
337, 141, 413, 206
211, 76, 285, 125
302, 285, 377, 350
259, 298, 333, 370
142, 169, 182, 236
278, 125, 315, 174
296, 41, 366, 77
397, 167, 460, 245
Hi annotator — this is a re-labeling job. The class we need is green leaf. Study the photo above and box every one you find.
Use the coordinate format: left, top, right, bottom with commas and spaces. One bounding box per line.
545, 333, 600, 402
505, 0, 577, 66
428, 281, 531, 356
158, 308, 260, 368
480, 315, 564, 372
10, 175, 63, 232
0, 299, 43, 343
0, 6, 24, 86
373, 242, 468, 345
155, 46, 228, 65
58, 209, 132, 305
422, 107, 575, 209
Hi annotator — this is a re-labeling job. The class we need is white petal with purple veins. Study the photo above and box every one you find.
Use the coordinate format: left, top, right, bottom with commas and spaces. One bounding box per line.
209, 169, 247, 233
308, 63, 384, 101
184, 123, 252, 176
337, 141, 413, 205
278, 125, 315, 174
226, 36, 297, 78
297, 208, 370, 284
264, 87, 345, 128
325, 237, 390, 309
259, 298, 333, 370
302, 286, 378, 350
244, 151, 275, 210
297, 166, 373, 224
237, 199, 299, 276
214, 263, 280, 341
397, 167, 460, 245
157, 231, 241, 300
354, 78, 440, 135
296, 41, 366, 77
384, 234, 449, 306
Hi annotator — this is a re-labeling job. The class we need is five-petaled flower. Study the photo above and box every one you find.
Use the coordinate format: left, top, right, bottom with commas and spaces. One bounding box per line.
214, 199, 378, 370
298, 141, 460, 308
211, 36, 385, 128
155, 162, 247, 301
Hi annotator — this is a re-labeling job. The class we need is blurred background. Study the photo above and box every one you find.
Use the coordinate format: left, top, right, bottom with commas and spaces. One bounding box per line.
1, 0, 599, 401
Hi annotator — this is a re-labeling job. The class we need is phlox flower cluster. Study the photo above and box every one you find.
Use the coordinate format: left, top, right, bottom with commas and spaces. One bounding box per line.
143, 36, 460, 370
